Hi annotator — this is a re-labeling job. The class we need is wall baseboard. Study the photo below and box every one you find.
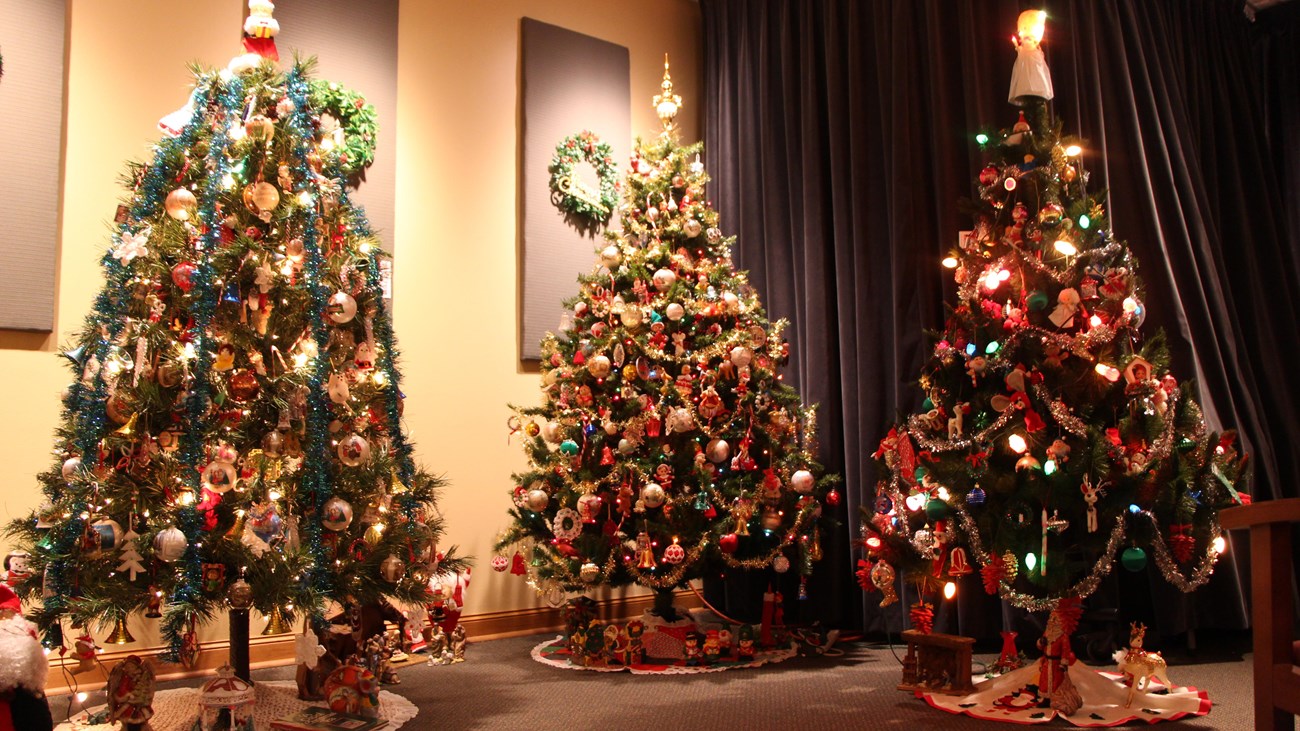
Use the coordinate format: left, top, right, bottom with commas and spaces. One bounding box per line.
44, 589, 701, 696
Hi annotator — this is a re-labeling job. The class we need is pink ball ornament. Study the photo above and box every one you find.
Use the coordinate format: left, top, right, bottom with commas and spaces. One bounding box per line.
791, 469, 815, 494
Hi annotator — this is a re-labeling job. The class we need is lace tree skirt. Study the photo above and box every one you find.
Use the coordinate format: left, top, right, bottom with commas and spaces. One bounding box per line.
921, 663, 1211, 726
56, 680, 419, 731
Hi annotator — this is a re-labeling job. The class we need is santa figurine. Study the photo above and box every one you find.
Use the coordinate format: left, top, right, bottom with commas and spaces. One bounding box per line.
1036, 601, 1083, 715
0, 584, 54, 731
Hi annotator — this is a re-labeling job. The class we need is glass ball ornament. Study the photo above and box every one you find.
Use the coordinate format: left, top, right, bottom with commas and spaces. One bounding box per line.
705, 439, 730, 464
559, 439, 579, 456
641, 483, 666, 509
683, 218, 702, 238
729, 346, 753, 368
490, 555, 509, 572
153, 526, 188, 562
202, 461, 238, 493
1121, 546, 1148, 572
620, 307, 644, 328
242, 181, 280, 214
666, 302, 685, 321
791, 469, 815, 494
245, 114, 275, 142
979, 165, 999, 185
86, 518, 124, 557
874, 494, 894, 515
577, 493, 602, 522
773, 555, 791, 573
662, 541, 686, 564
380, 554, 406, 583
227, 368, 260, 402
600, 245, 622, 267
967, 485, 986, 507
261, 430, 284, 457
587, 355, 611, 379
580, 562, 601, 583
825, 489, 841, 507
171, 261, 197, 292
106, 394, 132, 424
227, 576, 254, 609
541, 421, 562, 444
706, 227, 723, 244
652, 268, 677, 292
718, 532, 739, 554
327, 291, 358, 323
321, 496, 354, 531
248, 504, 283, 543
337, 434, 371, 467
61, 457, 82, 481
525, 488, 549, 512
1038, 203, 1064, 228
1026, 290, 1050, 311
165, 187, 198, 220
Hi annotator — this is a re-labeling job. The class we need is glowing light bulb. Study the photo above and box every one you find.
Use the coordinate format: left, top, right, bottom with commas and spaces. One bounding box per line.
943, 581, 957, 600
268, 489, 282, 501
976, 133, 990, 145
1078, 214, 1091, 229
76, 692, 89, 703
1044, 459, 1057, 475
998, 269, 1011, 281
1054, 240, 1077, 256
1004, 177, 1017, 192
1090, 315, 1103, 328
178, 491, 196, 506
1025, 553, 1037, 572
1095, 363, 1121, 382
298, 191, 314, 206
1064, 144, 1082, 157
359, 242, 373, 254
221, 173, 236, 189
865, 535, 882, 550
905, 493, 926, 512
985, 341, 1000, 354
1122, 297, 1138, 313
1128, 504, 1141, 514
942, 256, 959, 269
1007, 434, 1027, 454
1213, 535, 1227, 555
373, 371, 388, 386
965, 343, 977, 356
937, 487, 951, 501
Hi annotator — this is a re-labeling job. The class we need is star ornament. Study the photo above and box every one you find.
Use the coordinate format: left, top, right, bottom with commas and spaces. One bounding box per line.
112, 230, 150, 264
294, 630, 325, 669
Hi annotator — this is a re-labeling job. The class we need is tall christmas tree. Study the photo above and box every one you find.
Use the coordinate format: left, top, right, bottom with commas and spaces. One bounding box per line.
861, 11, 1247, 632
498, 60, 836, 618
5, 8, 463, 661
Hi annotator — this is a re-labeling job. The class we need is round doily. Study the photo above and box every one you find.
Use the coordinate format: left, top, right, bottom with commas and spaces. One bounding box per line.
57, 679, 417, 730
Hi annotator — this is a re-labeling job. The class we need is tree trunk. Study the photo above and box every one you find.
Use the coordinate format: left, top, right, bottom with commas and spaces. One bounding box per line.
651, 587, 680, 622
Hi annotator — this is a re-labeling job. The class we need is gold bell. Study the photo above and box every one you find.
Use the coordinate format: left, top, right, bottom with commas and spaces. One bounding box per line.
104, 616, 135, 645
262, 605, 291, 635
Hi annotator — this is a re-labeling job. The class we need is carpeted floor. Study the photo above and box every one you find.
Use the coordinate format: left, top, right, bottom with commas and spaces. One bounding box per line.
50, 633, 1255, 730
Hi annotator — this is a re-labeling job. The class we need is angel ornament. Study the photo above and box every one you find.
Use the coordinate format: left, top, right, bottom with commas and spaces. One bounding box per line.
1008, 10, 1054, 105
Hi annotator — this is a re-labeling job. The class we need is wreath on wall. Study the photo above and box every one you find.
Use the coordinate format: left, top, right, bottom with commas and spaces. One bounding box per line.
548, 130, 618, 223
308, 79, 379, 176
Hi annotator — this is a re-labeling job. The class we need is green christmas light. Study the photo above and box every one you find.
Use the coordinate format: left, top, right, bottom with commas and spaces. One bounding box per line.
1078, 214, 1091, 229
985, 341, 1000, 354
975, 133, 990, 145
1043, 459, 1057, 475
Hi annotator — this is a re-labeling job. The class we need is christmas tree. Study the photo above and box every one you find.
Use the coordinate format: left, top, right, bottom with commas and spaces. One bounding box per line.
498, 60, 836, 618
861, 11, 1248, 626
5, 13, 463, 661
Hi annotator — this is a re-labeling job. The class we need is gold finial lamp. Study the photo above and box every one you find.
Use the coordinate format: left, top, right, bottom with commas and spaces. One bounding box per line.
653, 54, 683, 135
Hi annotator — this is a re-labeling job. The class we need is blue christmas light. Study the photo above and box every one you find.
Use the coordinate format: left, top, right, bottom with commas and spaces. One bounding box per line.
965, 343, 977, 356
1128, 504, 1141, 514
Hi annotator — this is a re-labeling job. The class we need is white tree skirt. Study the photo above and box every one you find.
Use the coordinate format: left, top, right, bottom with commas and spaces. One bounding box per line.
56, 680, 418, 731
920, 663, 1211, 726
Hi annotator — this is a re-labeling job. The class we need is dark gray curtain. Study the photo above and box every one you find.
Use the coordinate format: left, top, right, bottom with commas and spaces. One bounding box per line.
701, 0, 1299, 637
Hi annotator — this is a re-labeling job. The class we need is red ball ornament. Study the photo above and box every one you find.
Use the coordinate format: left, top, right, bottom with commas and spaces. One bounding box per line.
719, 533, 739, 554
979, 166, 999, 185
172, 262, 197, 292
825, 489, 841, 507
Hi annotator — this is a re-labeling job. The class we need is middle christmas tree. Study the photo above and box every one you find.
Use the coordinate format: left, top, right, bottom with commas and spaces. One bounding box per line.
500, 63, 834, 616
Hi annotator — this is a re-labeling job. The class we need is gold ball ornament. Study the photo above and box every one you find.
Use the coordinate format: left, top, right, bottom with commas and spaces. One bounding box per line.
242, 182, 281, 215
326, 292, 358, 324
588, 355, 612, 379
227, 368, 260, 402
620, 307, 644, 328
337, 434, 371, 467
683, 219, 702, 238
165, 187, 197, 220
580, 562, 600, 582
622, 364, 639, 380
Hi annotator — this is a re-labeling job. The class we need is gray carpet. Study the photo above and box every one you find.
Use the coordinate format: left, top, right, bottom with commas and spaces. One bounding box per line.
50, 633, 1255, 729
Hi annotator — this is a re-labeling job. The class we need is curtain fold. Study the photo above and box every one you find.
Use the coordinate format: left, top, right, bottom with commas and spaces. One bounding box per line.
702, 0, 1298, 635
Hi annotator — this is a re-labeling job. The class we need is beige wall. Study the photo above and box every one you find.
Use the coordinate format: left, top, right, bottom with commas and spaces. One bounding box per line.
0, 0, 701, 647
